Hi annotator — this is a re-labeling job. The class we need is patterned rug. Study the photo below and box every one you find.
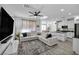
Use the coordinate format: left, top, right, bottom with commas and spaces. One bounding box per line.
18, 39, 57, 55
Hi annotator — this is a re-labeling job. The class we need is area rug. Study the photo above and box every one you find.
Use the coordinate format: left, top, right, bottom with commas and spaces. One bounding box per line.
18, 39, 57, 55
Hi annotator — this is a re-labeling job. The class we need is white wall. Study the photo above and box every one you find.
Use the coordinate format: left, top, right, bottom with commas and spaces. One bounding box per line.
41, 20, 57, 32
50, 21, 57, 32
14, 18, 23, 33
46, 20, 57, 32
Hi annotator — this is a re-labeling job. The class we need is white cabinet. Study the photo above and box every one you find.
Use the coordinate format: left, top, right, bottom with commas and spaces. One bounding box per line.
73, 38, 79, 54
12, 40, 19, 55
67, 32, 74, 38
3, 40, 19, 55
0, 36, 19, 55
3, 43, 13, 55
0, 36, 14, 55
55, 33, 66, 41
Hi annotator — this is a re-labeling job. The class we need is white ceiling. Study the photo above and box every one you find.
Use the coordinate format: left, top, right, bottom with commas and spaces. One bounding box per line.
1, 4, 79, 20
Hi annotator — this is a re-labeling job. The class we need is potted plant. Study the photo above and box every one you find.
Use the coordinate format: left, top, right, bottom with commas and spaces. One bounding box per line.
16, 32, 20, 41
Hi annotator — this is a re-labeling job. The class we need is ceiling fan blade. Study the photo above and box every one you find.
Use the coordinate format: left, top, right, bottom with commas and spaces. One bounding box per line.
37, 11, 41, 14
38, 15, 43, 16
29, 11, 34, 15
24, 4, 38, 12
29, 15, 34, 16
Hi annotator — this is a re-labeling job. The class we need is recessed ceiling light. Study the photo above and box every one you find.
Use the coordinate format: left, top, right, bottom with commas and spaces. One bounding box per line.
75, 16, 79, 19
68, 12, 72, 15
60, 9, 65, 12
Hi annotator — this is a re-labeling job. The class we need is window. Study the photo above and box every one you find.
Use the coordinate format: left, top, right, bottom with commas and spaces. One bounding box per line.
22, 20, 36, 32
41, 20, 47, 31
41, 24, 47, 31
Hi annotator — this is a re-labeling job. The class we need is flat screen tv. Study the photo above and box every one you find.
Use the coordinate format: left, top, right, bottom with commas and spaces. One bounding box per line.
0, 7, 14, 42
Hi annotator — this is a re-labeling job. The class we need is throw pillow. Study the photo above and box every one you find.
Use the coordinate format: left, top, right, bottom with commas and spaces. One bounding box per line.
22, 33, 27, 37
46, 33, 52, 38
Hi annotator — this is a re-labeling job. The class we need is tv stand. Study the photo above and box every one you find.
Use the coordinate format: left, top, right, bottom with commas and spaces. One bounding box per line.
0, 36, 19, 55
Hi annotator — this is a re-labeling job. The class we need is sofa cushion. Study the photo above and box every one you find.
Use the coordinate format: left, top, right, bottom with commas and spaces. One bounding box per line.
37, 33, 41, 35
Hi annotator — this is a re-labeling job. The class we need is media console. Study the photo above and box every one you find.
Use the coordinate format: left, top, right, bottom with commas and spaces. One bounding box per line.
0, 36, 19, 55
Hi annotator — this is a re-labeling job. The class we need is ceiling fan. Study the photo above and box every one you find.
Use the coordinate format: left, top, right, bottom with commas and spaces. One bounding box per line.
28, 10, 43, 17
24, 4, 44, 17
